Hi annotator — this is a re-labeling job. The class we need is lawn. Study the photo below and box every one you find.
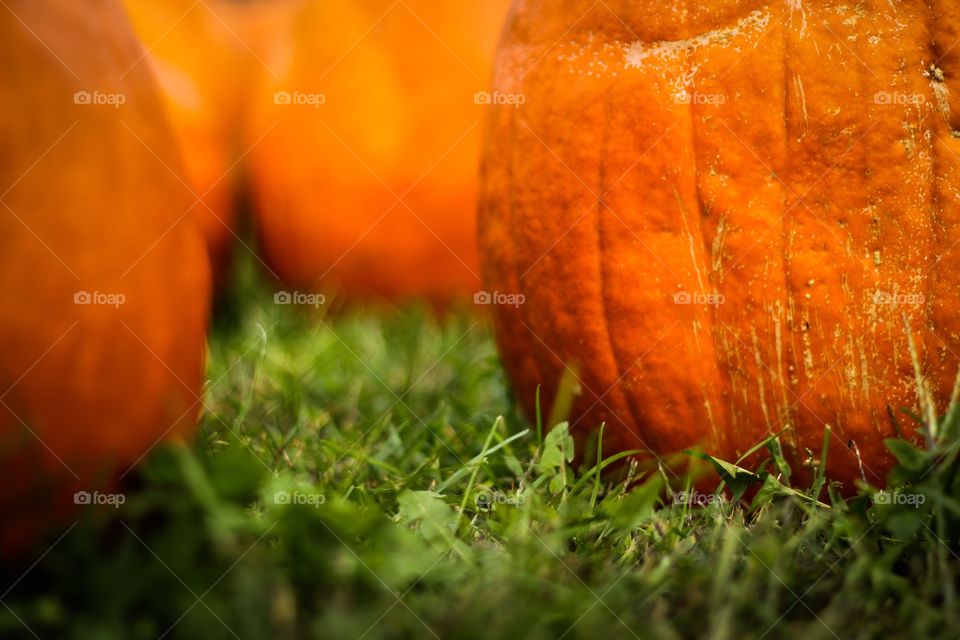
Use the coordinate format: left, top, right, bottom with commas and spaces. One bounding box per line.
2, 258, 959, 640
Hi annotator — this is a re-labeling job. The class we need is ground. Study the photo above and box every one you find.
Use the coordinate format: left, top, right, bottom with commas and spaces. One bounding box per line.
1, 259, 959, 640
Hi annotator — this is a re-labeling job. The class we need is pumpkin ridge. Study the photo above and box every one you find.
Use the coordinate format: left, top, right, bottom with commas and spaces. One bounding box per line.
680, 1, 791, 463
682, 2, 734, 459
927, 0, 960, 405
852, 1, 933, 484
783, 5, 830, 480
854, 10, 880, 449
594, 82, 646, 454
919, 11, 936, 427
780, 7, 823, 480
778, 11, 800, 456
923, 9, 942, 399
478, 40, 550, 428
504, 105, 550, 420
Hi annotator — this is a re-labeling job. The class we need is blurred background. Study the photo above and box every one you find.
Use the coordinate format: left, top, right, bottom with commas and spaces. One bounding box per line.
126, 0, 511, 303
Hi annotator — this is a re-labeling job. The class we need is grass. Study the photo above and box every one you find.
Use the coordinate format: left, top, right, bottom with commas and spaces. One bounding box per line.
3, 258, 960, 639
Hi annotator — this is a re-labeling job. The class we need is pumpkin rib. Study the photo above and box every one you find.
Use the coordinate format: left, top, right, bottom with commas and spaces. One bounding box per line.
595, 84, 643, 450
594, 81, 677, 456
782, 1, 932, 485
683, 3, 789, 463
824, 2, 869, 456
477, 43, 549, 426
786, 3, 870, 482
687, 124, 731, 455
503, 106, 551, 419
928, 0, 960, 403
852, 8, 888, 480
682, 18, 735, 461
892, 0, 935, 465
516, 58, 643, 452
592, 63, 699, 457
777, 11, 808, 465
923, 14, 939, 417
925, 5, 954, 404
483, 91, 552, 425
843, 7, 875, 468
778, 12, 800, 457
780, 5, 830, 481
867, 1, 938, 482
913, 0, 938, 459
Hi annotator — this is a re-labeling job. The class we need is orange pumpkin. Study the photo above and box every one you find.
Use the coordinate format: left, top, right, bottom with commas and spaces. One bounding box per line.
245, 0, 511, 301
0, 0, 209, 552
123, 0, 302, 284
479, 1, 960, 491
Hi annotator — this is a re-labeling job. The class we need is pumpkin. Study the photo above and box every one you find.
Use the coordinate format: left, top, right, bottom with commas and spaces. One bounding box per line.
245, 0, 511, 301
0, 0, 209, 552
122, 0, 243, 286
479, 1, 960, 491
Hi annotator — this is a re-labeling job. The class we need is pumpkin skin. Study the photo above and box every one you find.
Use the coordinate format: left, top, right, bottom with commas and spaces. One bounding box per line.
245, 0, 510, 301
0, 0, 210, 552
479, 0, 960, 491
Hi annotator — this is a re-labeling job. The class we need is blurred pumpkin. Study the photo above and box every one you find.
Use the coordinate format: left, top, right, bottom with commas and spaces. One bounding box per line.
245, 0, 511, 302
123, 0, 303, 285
0, 0, 209, 553
123, 0, 244, 285
479, 0, 960, 492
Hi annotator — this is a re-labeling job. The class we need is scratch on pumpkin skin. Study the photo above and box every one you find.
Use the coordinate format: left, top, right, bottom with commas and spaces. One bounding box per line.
802, 323, 815, 381
793, 74, 809, 135
719, 328, 748, 406
675, 189, 706, 292
773, 306, 785, 387
771, 301, 795, 442
702, 391, 719, 443
858, 334, 871, 401
841, 321, 860, 405
751, 328, 773, 431
711, 214, 728, 283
